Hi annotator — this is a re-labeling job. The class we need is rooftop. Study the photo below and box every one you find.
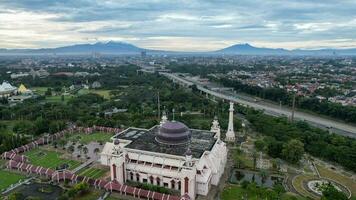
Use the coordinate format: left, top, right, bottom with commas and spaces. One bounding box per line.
114, 125, 217, 158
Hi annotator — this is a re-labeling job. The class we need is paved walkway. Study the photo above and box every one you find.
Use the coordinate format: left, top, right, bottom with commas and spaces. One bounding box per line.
72, 159, 95, 173
2, 177, 34, 195
98, 191, 110, 200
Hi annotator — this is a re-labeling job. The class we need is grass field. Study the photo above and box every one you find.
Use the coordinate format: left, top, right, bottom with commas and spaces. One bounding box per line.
233, 149, 254, 169
292, 175, 317, 199
0, 170, 26, 191
221, 184, 306, 200
45, 95, 73, 103
76, 167, 108, 179
32, 87, 48, 95
106, 195, 125, 200
24, 148, 81, 170
69, 132, 113, 144
316, 164, 356, 197
78, 89, 111, 99
74, 189, 102, 200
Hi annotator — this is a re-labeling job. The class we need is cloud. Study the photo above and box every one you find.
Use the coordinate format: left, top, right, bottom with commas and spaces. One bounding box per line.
0, 0, 356, 50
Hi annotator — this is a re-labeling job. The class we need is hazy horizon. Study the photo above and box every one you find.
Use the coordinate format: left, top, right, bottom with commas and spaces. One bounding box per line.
1, 0, 356, 51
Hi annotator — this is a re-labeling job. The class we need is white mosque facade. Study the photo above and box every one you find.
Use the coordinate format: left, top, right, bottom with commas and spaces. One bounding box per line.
100, 112, 230, 200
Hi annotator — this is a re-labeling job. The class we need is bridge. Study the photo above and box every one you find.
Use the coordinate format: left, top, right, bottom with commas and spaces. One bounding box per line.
161, 72, 356, 138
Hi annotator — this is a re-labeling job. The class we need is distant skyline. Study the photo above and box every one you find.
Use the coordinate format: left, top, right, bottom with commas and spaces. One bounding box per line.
1, 0, 356, 51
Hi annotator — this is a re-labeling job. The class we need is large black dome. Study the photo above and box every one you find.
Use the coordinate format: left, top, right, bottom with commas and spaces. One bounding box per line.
156, 121, 191, 145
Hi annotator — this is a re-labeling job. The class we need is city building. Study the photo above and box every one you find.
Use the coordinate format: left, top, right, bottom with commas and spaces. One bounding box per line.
17, 84, 32, 94
92, 81, 102, 89
0, 81, 17, 98
100, 113, 227, 200
10, 72, 30, 79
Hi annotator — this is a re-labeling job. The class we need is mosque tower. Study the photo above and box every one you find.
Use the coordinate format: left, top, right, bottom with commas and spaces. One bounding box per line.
225, 102, 235, 142
160, 111, 168, 126
210, 116, 221, 140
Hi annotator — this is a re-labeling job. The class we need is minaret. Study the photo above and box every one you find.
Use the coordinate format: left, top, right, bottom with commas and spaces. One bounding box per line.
225, 102, 235, 142
185, 148, 193, 167
211, 116, 221, 140
241, 122, 246, 136
160, 111, 168, 126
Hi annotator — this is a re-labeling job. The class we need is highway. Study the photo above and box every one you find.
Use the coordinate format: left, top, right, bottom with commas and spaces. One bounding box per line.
162, 73, 356, 138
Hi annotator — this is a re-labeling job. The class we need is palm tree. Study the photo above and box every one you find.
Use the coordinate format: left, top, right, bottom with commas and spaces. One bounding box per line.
52, 141, 58, 149
58, 139, 66, 150
93, 148, 100, 157
68, 145, 75, 159
276, 158, 282, 172
252, 150, 258, 170
77, 144, 83, 158
83, 146, 89, 159
259, 169, 269, 183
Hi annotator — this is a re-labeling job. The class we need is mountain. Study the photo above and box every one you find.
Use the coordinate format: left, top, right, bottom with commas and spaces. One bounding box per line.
1, 41, 356, 55
215, 43, 356, 55
215, 43, 290, 55
0, 41, 146, 55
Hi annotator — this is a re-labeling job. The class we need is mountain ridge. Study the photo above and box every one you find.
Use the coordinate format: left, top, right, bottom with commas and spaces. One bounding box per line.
1, 41, 356, 55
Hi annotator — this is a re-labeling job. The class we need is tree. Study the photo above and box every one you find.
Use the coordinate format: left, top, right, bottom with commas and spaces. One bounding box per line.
83, 146, 89, 159
45, 88, 52, 96
68, 145, 75, 158
282, 139, 304, 163
93, 148, 100, 156
254, 140, 265, 151
52, 141, 58, 149
252, 150, 258, 170
321, 184, 348, 200
58, 139, 66, 149
259, 169, 268, 183
273, 184, 285, 195
8, 192, 25, 200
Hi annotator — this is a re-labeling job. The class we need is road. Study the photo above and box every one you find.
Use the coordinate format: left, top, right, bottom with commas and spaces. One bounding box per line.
162, 73, 356, 138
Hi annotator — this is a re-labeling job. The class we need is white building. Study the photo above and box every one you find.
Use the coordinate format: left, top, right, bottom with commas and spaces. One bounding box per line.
100, 116, 227, 200
0, 81, 17, 98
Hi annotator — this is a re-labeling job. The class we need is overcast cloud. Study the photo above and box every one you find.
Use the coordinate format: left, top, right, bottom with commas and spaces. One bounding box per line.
1, 0, 356, 51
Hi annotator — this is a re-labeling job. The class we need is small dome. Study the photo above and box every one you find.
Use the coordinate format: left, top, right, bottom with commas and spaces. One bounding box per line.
114, 139, 120, 145
185, 148, 192, 156
156, 121, 191, 145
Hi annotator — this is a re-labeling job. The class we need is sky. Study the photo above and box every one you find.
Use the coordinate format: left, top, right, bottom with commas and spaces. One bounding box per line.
1, 0, 356, 51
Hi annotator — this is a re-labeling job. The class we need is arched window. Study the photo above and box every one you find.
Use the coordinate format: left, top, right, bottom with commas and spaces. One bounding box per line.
112, 164, 117, 179
130, 172, 134, 180
156, 177, 161, 186
178, 181, 181, 190
149, 176, 154, 184
171, 180, 175, 189
136, 173, 140, 182
184, 177, 189, 193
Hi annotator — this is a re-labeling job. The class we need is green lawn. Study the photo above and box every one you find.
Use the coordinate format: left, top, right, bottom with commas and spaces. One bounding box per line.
74, 189, 102, 200
90, 89, 111, 99
32, 87, 48, 95
24, 148, 81, 170
76, 167, 108, 179
0, 170, 26, 191
0, 120, 25, 135
106, 195, 125, 200
292, 175, 317, 199
316, 164, 356, 198
78, 89, 111, 99
222, 185, 306, 200
233, 149, 254, 169
69, 132, 113, 144
45, 95, 73, 103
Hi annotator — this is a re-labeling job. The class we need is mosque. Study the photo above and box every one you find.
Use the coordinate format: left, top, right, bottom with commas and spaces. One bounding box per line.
100, 103, 236, 200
